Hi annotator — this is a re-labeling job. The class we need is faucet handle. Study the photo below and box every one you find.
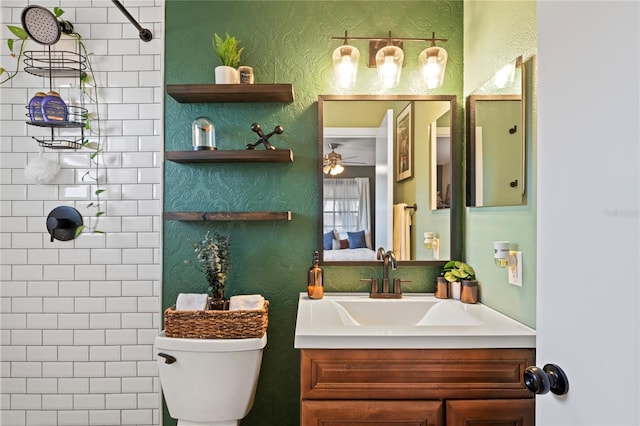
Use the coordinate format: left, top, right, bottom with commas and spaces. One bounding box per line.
360, 278, 379, 294
392, 278, 411, 294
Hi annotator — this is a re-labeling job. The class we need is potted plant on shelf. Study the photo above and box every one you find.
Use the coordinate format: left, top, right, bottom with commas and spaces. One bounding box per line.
212, 32, 244, 84
186, 231, 231, 310
441, 260, 477, 301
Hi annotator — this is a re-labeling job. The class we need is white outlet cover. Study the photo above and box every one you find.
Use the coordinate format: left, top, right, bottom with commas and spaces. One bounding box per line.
508, 251, 523, 286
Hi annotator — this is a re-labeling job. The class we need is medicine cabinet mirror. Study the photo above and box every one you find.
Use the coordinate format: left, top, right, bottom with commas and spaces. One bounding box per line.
318, 95, 460, 265
467, 57, 526, 207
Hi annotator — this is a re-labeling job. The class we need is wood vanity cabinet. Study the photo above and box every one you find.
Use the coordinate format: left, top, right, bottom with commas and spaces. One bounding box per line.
300, 348, 535, 426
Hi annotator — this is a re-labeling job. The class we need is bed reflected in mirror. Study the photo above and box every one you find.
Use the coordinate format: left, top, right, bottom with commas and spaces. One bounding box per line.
318, 95, 459, 264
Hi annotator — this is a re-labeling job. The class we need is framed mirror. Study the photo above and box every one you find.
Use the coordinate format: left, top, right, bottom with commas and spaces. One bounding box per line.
467, 57, 526, 207
318, 95, 459, 265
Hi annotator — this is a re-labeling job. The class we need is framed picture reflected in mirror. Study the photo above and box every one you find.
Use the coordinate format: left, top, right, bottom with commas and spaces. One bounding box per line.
396, 103, 413, 182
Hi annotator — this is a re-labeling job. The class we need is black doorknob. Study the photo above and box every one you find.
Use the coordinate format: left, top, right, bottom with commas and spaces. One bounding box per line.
524, 363, 569, 395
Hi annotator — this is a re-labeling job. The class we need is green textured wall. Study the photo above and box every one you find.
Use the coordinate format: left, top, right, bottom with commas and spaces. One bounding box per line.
164, 1, 463, 425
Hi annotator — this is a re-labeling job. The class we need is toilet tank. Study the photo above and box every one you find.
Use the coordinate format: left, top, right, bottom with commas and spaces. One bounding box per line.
155, 332, 267, 423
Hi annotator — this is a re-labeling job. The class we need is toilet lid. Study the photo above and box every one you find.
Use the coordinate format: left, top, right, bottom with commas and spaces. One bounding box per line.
155, 331, 267, 352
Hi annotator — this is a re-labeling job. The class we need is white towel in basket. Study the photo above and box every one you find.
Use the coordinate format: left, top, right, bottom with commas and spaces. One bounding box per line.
229, 294, 265, 311
175, 293, 208, 311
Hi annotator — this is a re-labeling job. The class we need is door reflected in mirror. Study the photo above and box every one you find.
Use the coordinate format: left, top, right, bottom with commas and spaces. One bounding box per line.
319, 95, 458, 264
467, 57, 526, 207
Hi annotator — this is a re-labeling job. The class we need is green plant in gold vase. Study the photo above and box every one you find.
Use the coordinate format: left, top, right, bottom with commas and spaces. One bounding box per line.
441, 260, 477, 301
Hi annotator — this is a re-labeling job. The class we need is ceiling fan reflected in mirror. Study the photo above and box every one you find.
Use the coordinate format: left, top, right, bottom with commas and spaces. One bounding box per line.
323, 143, 366, 176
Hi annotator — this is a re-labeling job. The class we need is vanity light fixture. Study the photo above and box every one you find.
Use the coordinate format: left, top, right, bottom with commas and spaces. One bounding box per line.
331, 31, 448, 89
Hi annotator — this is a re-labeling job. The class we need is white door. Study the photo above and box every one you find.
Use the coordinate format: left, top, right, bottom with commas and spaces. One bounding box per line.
375, 110, 394, 251
537, 2, 639, 425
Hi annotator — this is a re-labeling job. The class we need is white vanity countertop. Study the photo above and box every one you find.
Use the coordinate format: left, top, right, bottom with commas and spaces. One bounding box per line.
294, 292, 536, 349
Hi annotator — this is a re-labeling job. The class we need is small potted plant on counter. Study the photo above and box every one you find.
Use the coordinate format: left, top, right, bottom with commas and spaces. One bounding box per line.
212, 32, 244, 84
441, 261, 478, 302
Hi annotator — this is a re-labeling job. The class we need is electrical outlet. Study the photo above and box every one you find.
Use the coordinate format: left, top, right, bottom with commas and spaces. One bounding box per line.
508, 251, 522, 286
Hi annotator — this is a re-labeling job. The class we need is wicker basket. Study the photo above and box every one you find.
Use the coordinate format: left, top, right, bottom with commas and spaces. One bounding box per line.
164, 300, 269, 339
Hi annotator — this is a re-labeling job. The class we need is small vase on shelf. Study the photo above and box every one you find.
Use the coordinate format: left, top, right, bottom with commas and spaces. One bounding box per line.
215, 66, 239, 84
238, 66, 254, 84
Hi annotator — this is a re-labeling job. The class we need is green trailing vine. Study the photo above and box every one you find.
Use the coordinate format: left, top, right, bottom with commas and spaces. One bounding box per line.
0, 24, 28, 84
74, 32, 105, 235
1, 7, 105, 235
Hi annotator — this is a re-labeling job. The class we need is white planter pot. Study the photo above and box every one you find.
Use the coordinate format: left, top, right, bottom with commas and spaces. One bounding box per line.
451, 281, 461, 300
215, 66, 238, 84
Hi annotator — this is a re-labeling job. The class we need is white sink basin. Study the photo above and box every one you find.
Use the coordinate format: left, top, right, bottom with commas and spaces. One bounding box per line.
333, 299, 483, 326
294, 293, 535, 349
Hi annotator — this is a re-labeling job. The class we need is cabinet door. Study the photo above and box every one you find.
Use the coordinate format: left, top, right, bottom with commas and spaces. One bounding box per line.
446, 399, 534, 426
302, 400, 443, 426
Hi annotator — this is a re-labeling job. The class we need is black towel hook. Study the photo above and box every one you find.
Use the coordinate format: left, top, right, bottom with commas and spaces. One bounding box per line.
111, 0, 153, 42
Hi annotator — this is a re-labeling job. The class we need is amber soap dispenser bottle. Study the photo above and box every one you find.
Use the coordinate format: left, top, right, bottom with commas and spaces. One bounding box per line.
307, 250, 324, 299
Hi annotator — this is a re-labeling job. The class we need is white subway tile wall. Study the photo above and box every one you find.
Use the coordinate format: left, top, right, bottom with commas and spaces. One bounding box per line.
1, 1, 163, 425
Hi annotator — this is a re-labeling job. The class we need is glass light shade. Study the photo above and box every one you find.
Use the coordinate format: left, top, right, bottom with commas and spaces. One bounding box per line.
330, 164, 344, 175
419, 46, 448, 89
333, 45, 360, 89
375, 45, 404, 88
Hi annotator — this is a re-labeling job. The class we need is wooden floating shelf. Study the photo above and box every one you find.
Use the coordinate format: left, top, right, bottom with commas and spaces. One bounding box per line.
166, 83, 294, 103
166, 149, 293, 163
164, 211, 292, 221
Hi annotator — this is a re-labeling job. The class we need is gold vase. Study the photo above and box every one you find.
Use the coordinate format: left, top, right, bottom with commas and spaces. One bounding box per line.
460, 280, 479, 304
434, 276, 450, 299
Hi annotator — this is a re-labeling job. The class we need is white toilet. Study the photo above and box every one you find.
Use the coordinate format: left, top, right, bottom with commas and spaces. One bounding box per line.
155, 331, 267, 426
